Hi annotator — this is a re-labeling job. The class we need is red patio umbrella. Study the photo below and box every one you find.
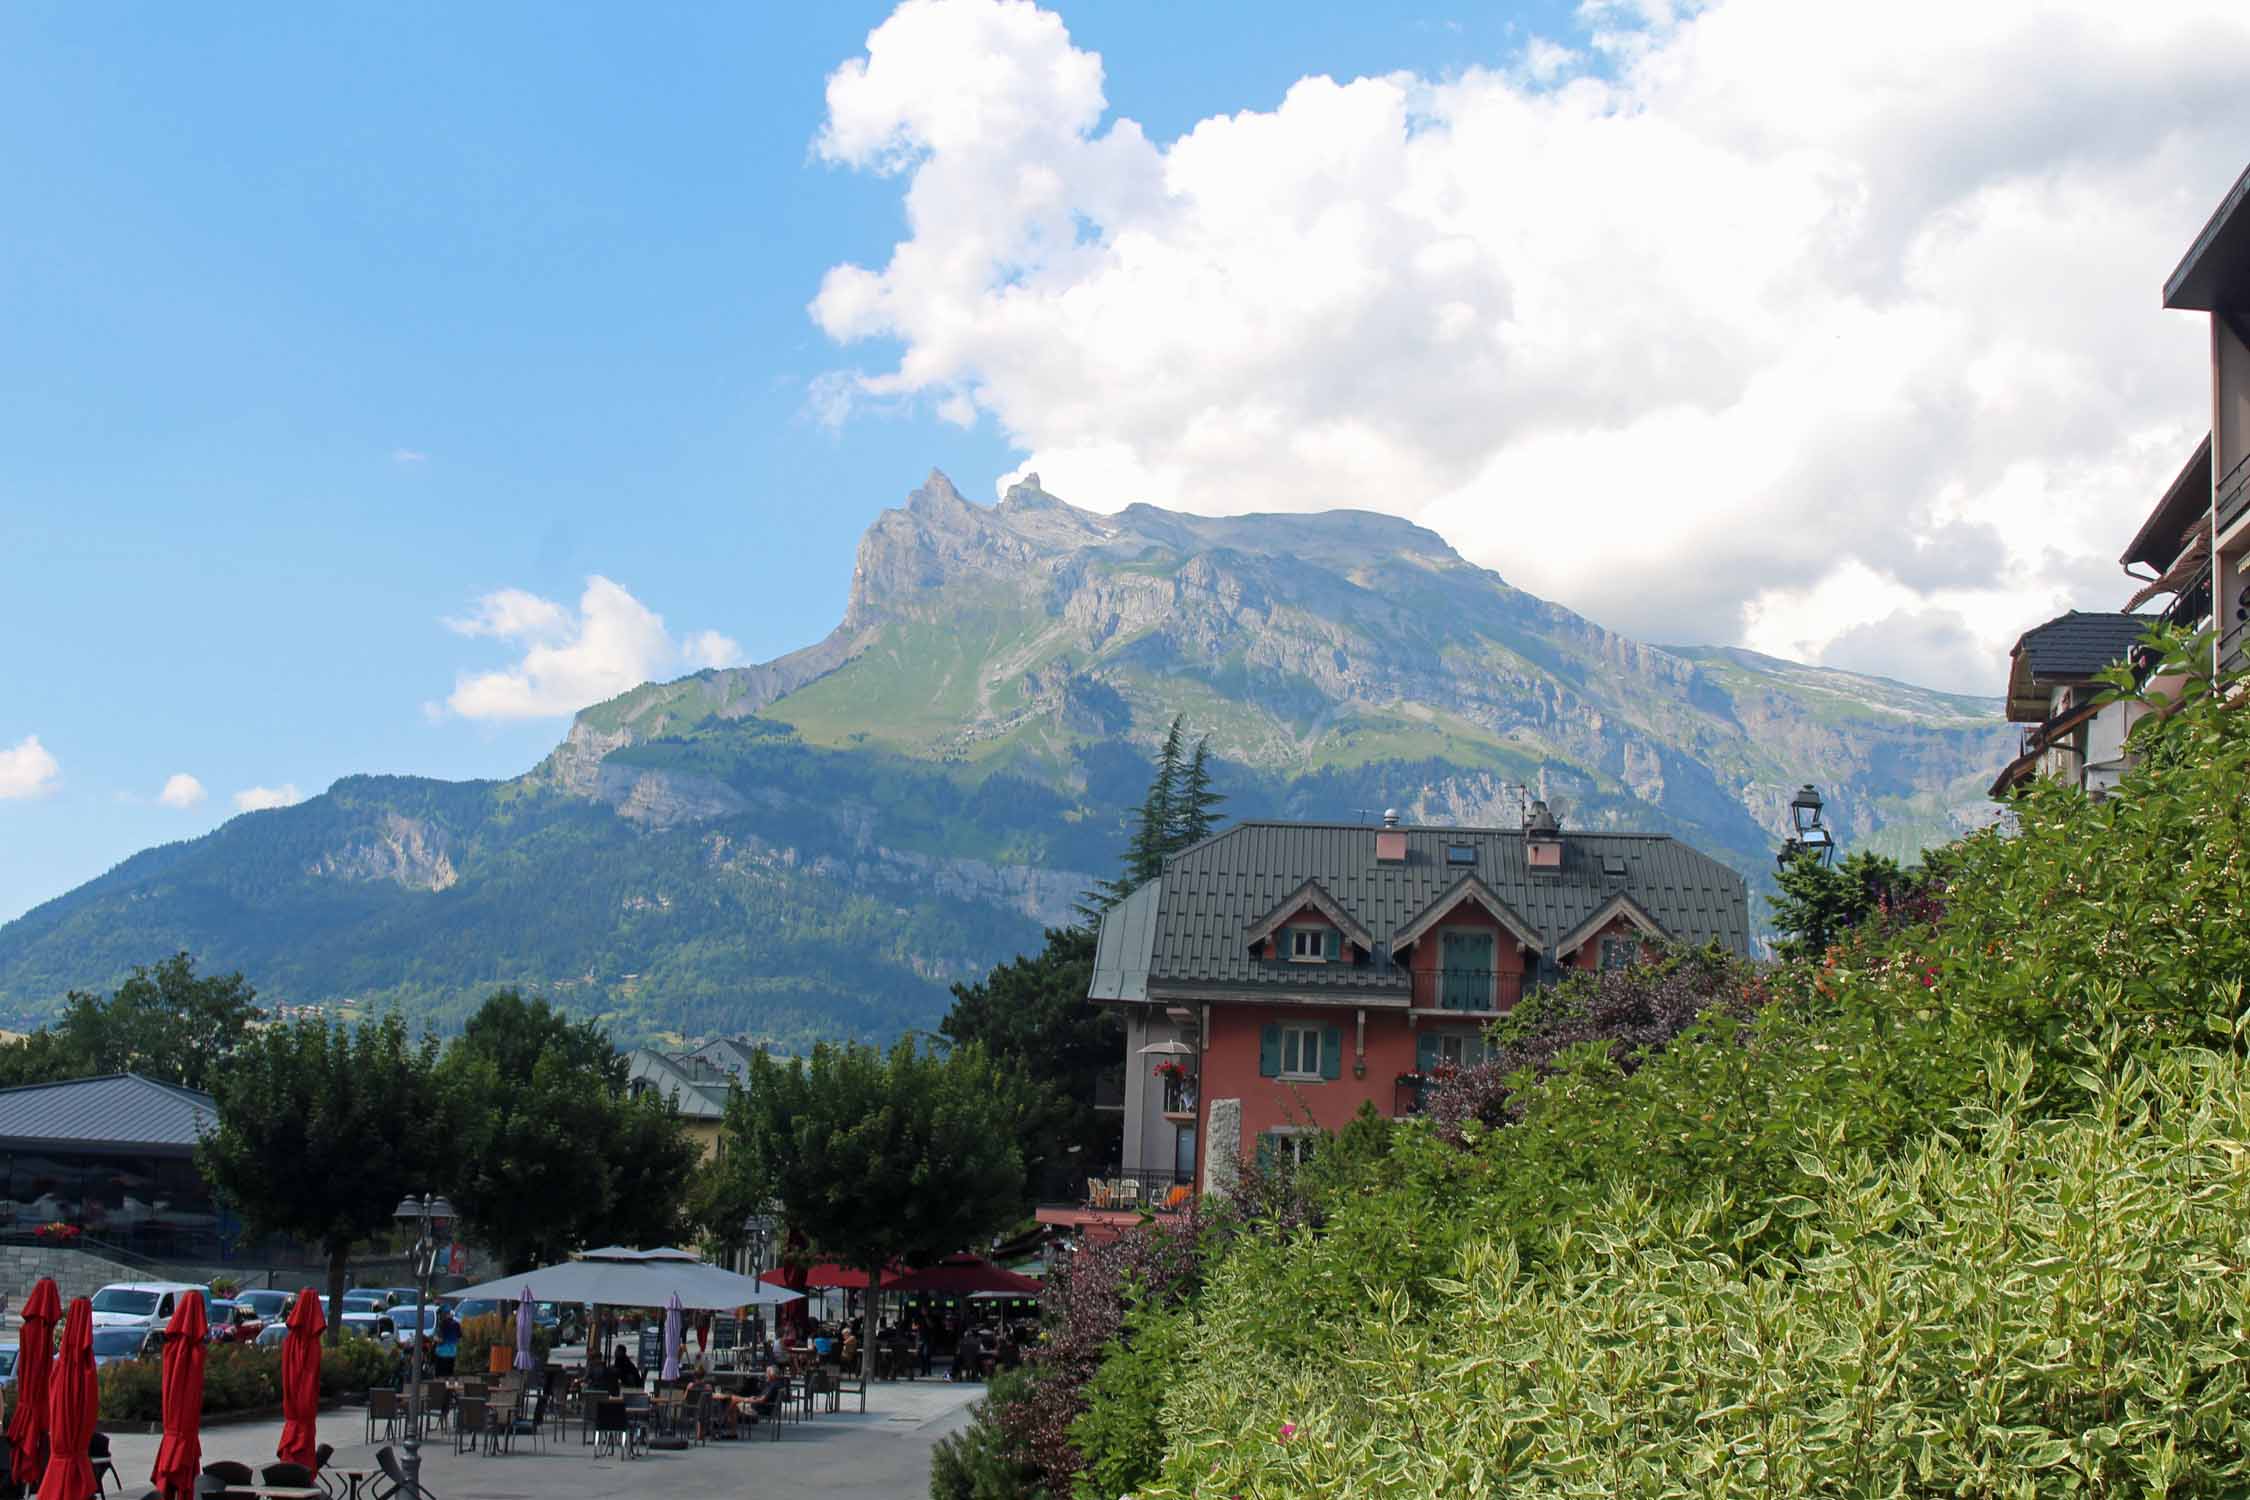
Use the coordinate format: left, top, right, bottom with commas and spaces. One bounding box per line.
6, 1277, 59, 1489
36, 1297, 95, 1500
150, 1289, 209, 1499
276, 1286, 326, 1470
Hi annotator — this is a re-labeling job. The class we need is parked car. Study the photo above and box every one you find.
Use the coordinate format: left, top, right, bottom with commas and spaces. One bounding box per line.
227, 1287, 294, 1340
253, 1322, 289, 1350
450, 1297, 506, 1323
339, 1312, 397, 1345
89, 1283, 210, 1333
90, 1328, 162, 1367
391, 1304, 442, 1352
374, 1288, 421, 1310
341, 1290, 389, 1316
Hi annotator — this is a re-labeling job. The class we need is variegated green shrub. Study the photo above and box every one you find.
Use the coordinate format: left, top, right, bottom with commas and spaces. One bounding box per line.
1146, 1030, 2250, 1498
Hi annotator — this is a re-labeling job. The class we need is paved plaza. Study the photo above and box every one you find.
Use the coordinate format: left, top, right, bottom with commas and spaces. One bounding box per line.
99, 1378, 983, 1500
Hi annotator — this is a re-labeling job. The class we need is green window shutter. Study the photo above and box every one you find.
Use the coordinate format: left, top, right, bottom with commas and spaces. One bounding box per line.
1416, 1032, 1441, 1072
1321, 1026, 1342, 1080
1324, 927, 1342, 961
1259, 1023, 1281, 1078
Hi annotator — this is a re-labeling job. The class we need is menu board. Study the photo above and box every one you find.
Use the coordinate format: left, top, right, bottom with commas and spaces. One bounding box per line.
638, 1325, 663, 1374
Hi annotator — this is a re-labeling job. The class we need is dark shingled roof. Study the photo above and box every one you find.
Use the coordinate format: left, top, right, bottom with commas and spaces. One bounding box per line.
2011, 612, 2153, 680
0, 1073, 214, 1151
1090, 821, 1749, 1001
2165, 161, 2250, 313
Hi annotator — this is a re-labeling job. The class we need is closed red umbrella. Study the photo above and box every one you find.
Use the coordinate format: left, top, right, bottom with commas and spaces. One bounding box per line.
7, 1277, 59, 1489
36, 1296, 95, 1500
151, 1290, 209, 1499
276, 1287, 326, 1470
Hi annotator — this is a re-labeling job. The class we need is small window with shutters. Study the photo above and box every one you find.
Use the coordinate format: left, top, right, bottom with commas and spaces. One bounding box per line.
1262, 1022, 1344, 1081
1288, 927, 1342, 963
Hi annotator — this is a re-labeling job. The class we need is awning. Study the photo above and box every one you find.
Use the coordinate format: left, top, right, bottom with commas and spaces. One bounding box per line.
758, 1263, 903, 1292
2124, 524, 2210, 612
882, 1256, 1042, 1297
447, 1248, 802, 1310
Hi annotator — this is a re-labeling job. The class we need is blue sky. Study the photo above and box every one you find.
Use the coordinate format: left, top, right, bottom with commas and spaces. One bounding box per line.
0, 1, 1567, 920
4, 0, 2245, 924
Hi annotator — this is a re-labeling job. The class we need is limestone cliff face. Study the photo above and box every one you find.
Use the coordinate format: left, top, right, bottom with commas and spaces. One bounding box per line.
305, 812, 459, 892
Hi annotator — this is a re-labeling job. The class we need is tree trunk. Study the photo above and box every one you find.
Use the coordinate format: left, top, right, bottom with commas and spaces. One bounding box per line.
326, 1243, 349, 1347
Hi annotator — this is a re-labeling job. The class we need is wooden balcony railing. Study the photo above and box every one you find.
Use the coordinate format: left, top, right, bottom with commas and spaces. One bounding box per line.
1409, 968, 1524, 1012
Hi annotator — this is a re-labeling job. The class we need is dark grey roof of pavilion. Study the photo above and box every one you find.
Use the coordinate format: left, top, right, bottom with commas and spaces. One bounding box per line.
0, 1073, 215, 1151
2011, 612, 2153, 679
1090, 820, 1749, 1000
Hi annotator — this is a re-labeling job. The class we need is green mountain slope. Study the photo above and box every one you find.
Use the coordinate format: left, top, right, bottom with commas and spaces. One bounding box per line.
0, 472, 2012, 1046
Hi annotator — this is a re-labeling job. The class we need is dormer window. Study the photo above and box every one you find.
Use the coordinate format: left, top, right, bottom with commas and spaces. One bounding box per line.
1289, 927, 1341, 963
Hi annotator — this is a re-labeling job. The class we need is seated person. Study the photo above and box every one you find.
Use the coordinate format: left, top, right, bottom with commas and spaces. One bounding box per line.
748, 1363, 789, 1419
840, 1328, 859, 1365
611, 1344, 642, 1390
810, 1326, 836, 1358
953, 1328, 981, 1381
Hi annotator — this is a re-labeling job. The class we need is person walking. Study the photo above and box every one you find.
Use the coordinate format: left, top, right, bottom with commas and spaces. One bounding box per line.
431, 1307, 462, 1378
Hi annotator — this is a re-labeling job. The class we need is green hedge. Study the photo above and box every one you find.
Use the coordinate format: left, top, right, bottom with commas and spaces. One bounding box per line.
1147, 1034, 2250, 1495
96, 1334, 397, 1423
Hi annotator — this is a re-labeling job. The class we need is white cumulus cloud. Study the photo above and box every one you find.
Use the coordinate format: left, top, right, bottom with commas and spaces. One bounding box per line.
0, 736, 59, 800
233, 783, 301, 812
810, 0, 2250, 691
441, 576, 745, 721
158, 773, 207, 809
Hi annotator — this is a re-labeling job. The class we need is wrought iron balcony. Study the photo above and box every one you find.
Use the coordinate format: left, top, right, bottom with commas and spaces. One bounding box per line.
2218, 453, 2250, 539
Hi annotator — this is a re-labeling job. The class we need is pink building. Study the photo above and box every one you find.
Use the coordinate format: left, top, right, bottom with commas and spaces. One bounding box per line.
1064, 807, 1748, 1217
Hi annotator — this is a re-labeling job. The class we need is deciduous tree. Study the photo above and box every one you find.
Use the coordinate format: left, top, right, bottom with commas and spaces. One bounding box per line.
198, 1013, 445, 1342
721, 1039, 1028, 1385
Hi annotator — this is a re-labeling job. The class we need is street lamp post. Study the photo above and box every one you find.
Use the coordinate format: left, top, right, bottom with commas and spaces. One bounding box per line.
393, 1192, 456, 1500
742, 1210, 778, 1358
1778, 783, 1836, 870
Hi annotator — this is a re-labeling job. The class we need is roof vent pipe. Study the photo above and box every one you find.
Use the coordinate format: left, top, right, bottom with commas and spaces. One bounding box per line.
1381, 808, 1400, 828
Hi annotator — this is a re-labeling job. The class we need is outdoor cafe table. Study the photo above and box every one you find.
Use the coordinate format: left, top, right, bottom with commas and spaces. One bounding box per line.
246, 1489, 324, 1500
320, 1465, 380, 1499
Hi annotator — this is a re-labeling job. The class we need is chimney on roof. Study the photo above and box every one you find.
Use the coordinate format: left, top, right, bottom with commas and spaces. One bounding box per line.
1526, 798, 1563, 872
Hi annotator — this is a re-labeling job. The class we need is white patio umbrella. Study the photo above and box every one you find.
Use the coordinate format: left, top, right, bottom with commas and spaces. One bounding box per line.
447, 1249, 803, 1310
1135, 1040, 1194, 1055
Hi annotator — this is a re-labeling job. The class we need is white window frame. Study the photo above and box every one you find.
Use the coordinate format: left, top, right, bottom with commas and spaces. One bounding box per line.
1598, 935, 1639, 971
1278, 1023, 1324, 1080
1259, 1128, 1317, 1168
1289, 927, 1328, 963
1433, 1032, 1487, 1068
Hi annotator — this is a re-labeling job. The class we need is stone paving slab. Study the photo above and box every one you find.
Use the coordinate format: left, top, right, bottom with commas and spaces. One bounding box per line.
100, 1380, 986, 1499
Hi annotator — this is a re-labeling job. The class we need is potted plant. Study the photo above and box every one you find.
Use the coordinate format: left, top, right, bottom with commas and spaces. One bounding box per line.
1151, 1059, 1190, 1082
33, 1221, 80, 1244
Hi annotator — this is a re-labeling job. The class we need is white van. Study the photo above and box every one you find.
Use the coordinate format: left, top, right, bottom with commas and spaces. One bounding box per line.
89, 1282, 210, 1332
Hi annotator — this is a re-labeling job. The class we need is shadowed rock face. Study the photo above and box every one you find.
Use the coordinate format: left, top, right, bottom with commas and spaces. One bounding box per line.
0, 471, 2012, 1048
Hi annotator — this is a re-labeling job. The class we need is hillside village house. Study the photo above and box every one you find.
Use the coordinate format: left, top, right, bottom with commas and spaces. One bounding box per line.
1989, 612, 2155, 799
1061, 810, 1748, 1223
1992, 160, 2249, 801
625, 1036, 758, 1162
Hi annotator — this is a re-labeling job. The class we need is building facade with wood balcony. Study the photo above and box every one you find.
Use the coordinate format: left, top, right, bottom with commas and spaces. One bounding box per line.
2161, 162, 2250, 681
1074, 810, 1749, 1213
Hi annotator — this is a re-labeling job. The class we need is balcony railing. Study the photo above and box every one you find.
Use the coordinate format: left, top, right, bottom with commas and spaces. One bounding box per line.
2223, 617, 2249, 679
1159, 1071, 1198, 1116
1034, 1163, 1197, 1212
1409, 968, 1525, 1012
2218, 453, 2250, 539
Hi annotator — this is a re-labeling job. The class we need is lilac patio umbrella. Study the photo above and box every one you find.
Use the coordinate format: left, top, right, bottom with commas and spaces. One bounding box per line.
514, 1285, 537, 1373
660, 1292, 682, 1382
